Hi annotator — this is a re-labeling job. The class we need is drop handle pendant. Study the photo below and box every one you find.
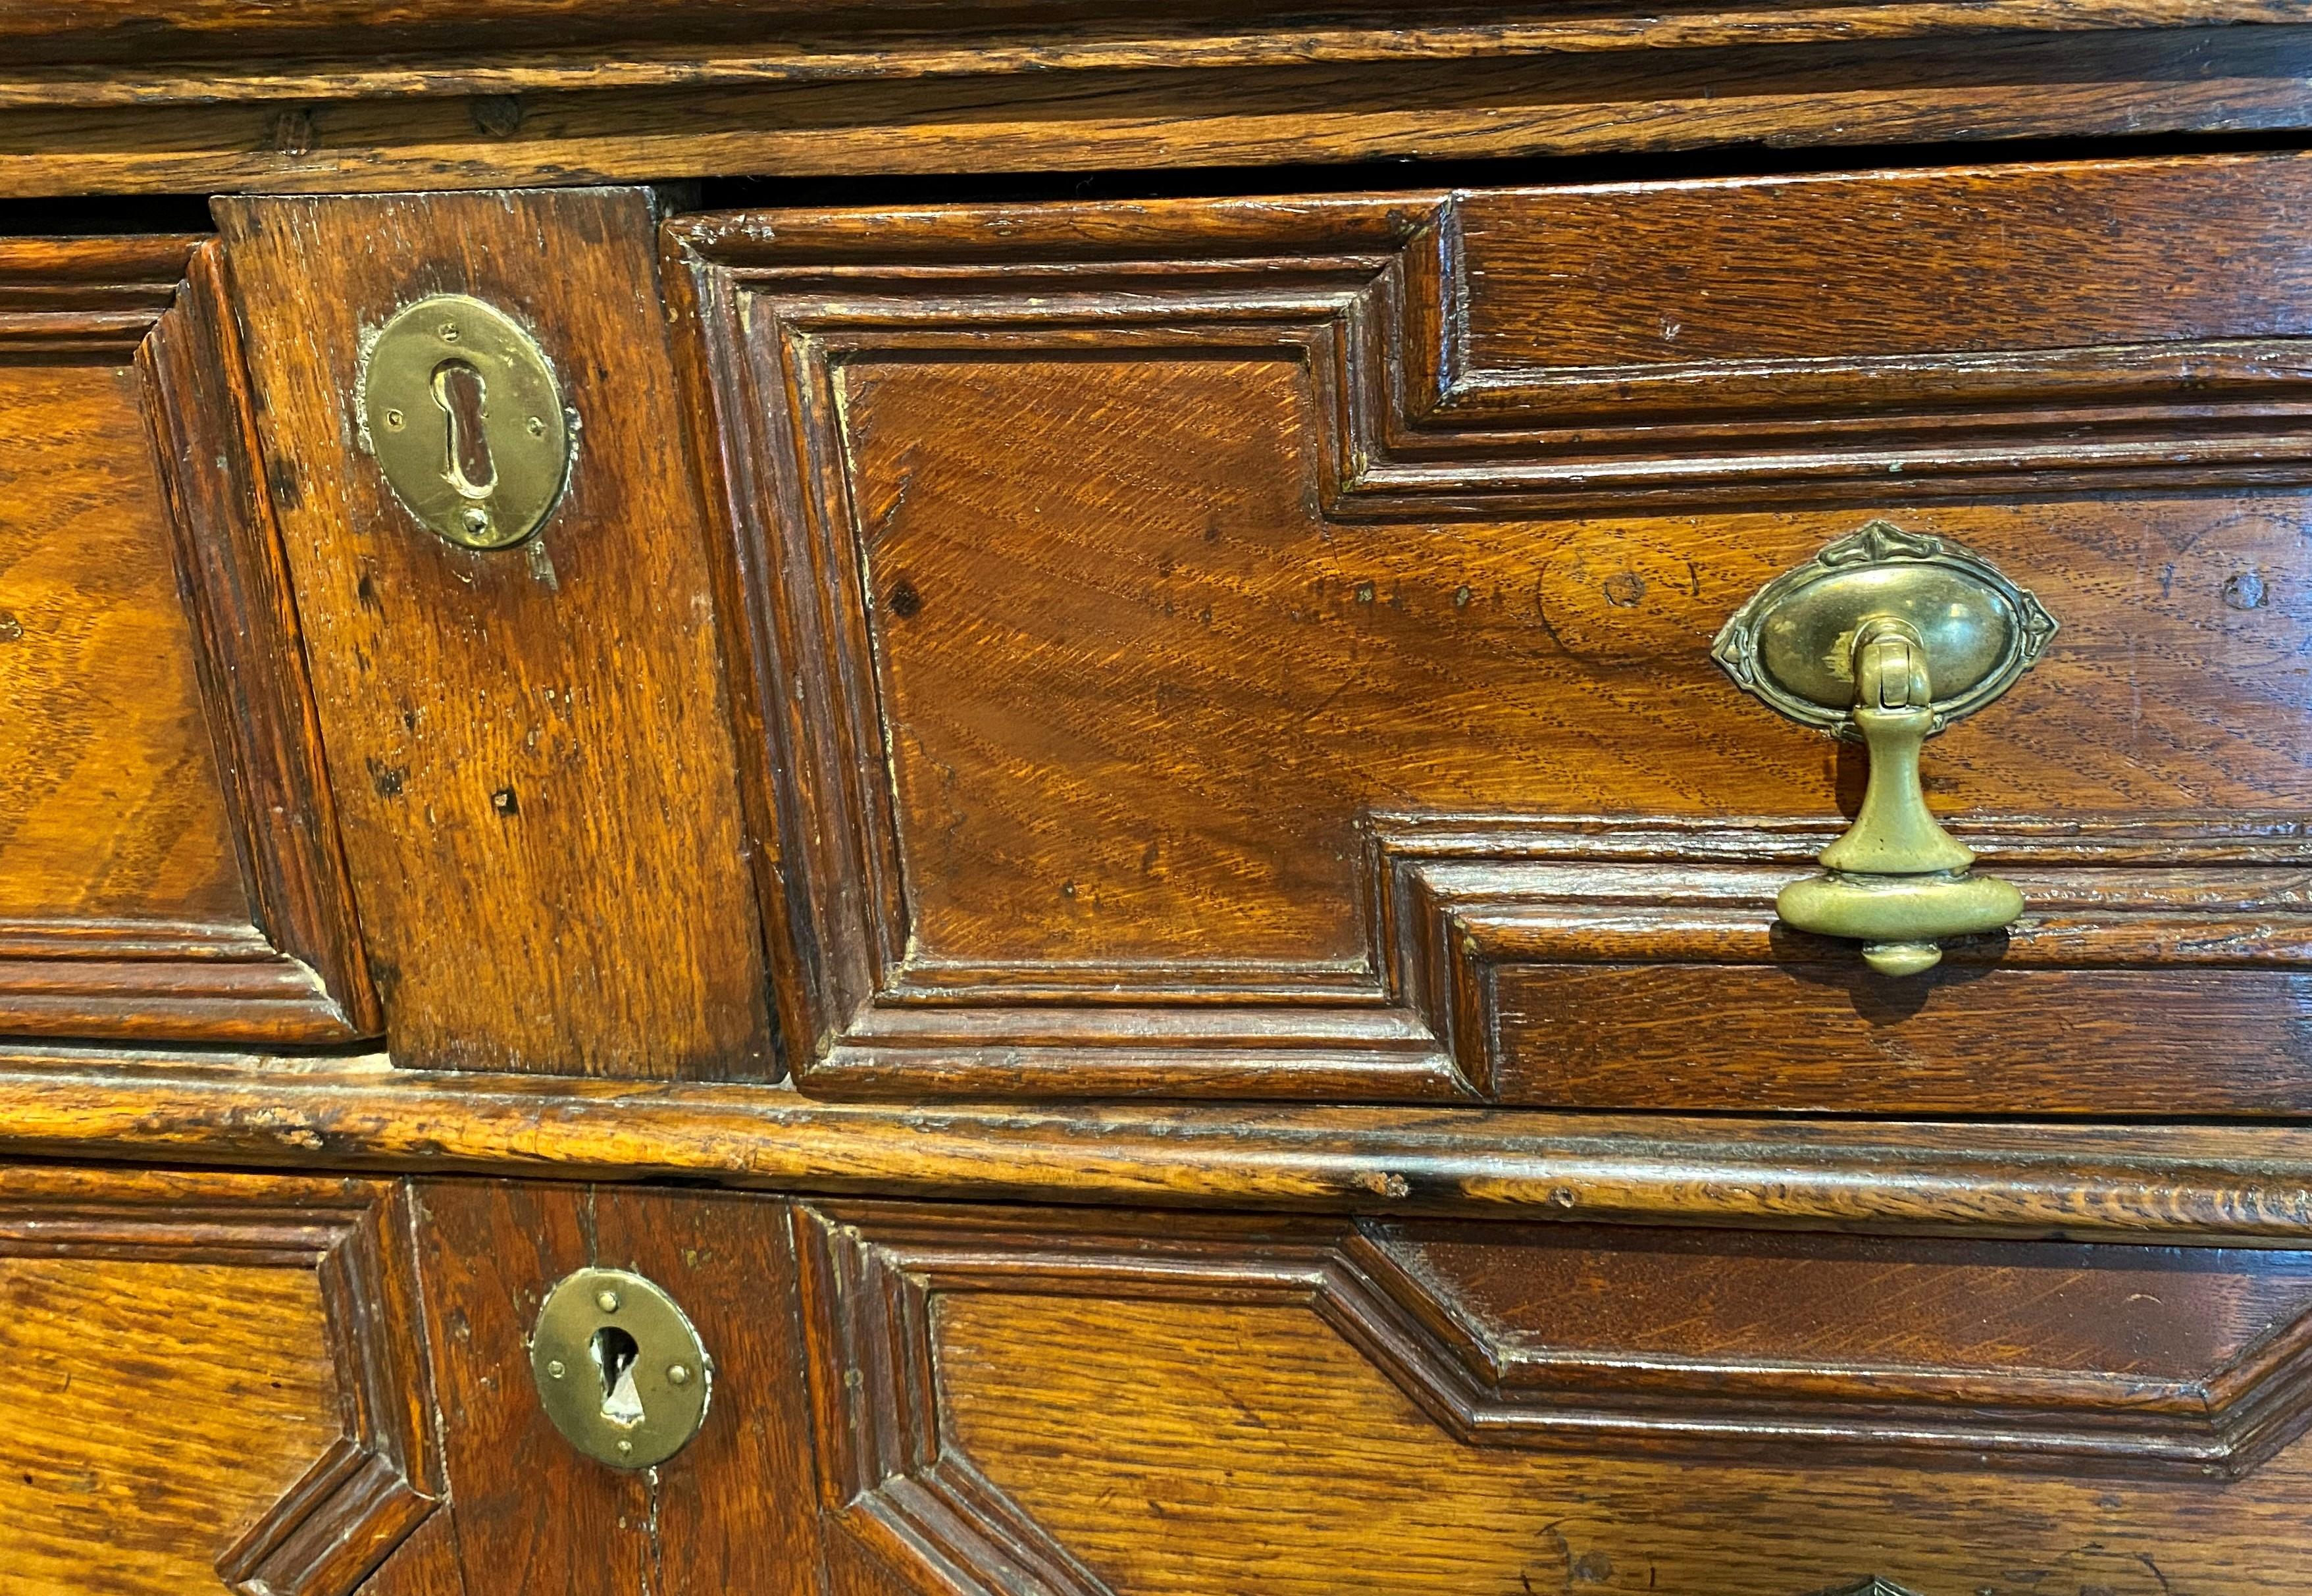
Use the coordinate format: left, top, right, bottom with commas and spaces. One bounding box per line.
1774, 617, 2022, 975
1712, 521, 2058, 977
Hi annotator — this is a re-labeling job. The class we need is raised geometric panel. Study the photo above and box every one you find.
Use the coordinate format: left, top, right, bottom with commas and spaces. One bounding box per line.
797, 1203, 2312, 1596
0, 236, 375, 1044
675, 154, 2312, 1111
1355, 1221, 2312, 1474
0, 1166, 439, 1595
1373, 813, 2312, 1114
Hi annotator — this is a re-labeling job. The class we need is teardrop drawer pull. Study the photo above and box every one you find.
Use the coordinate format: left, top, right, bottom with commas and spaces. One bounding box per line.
1712, 521, 2057, 975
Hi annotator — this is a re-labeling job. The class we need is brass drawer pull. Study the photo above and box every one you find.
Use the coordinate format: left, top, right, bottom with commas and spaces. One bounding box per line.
1714, 521, 2057, 975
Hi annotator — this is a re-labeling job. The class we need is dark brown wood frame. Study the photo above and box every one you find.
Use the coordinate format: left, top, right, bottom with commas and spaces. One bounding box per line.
667, 159, 2312, 1106
19, 1048, 2312, 1244
0, 7, 2306, 197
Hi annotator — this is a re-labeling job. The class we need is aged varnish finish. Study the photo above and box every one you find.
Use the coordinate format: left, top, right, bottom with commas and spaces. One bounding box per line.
5, 3, 2312, 1593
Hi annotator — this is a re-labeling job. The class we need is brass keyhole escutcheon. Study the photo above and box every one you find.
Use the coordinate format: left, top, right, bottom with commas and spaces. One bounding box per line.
530, 1268, 711, 1469
359, 293, 571, 550
1713, 521, 2058, 975
432, 358, 496, 499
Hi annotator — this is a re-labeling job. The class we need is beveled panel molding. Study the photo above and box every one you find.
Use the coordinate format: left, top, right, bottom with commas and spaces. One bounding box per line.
799, 1201, 2312, 1554
0, 1166, 440, 1596
672, 156, 2312, 1110
0, 237, 375, 1044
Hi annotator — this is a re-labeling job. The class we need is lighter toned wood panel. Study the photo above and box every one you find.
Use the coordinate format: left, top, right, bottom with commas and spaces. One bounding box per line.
936, 1293, 2312, 1595
0, 363, 244, 925
1458, 156, 2312, 368
5, 1257, 338, 1595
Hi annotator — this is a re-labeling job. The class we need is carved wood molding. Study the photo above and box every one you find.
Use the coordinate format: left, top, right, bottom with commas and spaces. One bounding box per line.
670, 157, 2312, 1108
0, 235, 369, 1043
800, 1198, 2312, 1568
677, 156, 2312, 519
17, 1050, 2312, 1239
117, 238, 381, 1045
0, 237, 193, 362
0, 1168, 441, 1596
1372, 812, 2312, 1108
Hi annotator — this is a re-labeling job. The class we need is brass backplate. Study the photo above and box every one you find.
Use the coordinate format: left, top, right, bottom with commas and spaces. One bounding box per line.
530, 1267, 710, 1469
359, 292, 571, 550
1711, 520, 2056, 738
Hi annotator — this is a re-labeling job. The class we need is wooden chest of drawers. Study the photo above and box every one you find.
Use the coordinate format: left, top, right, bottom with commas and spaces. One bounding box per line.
10, 6, 2312, 1593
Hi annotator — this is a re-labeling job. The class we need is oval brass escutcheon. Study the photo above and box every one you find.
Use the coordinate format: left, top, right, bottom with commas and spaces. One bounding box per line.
359, 293, 571, 550
530, 1267, 711, 1469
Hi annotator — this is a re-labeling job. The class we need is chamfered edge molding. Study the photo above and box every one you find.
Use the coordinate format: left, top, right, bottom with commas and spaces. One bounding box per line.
800, 1202, 2312, 1480
5, 1048, 2312, 1243
0, 1166, 442, 1596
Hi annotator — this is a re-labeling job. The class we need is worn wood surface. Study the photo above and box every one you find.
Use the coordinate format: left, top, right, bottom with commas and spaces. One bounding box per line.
11, 1052, 2312, 1243
931, 1290, 2312, 1594
7, 0, 2301, 70
0, 233, 369, 1043
677, 153, 2312, 1108
141, 240, 381, 1040
0, 1166, 440, 1596
0, 244, 236, 928
413, 1181, 819, 1595
217, 188, 773, 1079
800, 1202, 2312, 1592
0, 25, 2302, 197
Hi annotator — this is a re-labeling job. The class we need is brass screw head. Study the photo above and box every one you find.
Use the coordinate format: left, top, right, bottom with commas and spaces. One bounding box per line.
596, 1289, 621, 1314
667, 1364, 691, 1387
545, 1359, 565, 1379
439, 322, 461, 342
384, 409, 405, 430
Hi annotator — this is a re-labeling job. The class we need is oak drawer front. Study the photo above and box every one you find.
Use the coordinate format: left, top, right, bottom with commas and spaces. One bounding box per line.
0, 1165, 436, 1595
0, 236, 374, 1046
677, 151, 2312, 1112
802, 1202, 2312, 1596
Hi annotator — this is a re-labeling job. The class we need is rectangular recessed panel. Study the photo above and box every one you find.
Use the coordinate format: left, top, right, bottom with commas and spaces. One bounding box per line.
1457, 155, 2312, 370
682, 152, 2312, 1106
0, 364, 244, 926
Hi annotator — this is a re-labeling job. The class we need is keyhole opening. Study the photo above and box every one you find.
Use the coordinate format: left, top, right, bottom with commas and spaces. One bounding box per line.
591, 1325, 645, 1428
432, 359, 496, 498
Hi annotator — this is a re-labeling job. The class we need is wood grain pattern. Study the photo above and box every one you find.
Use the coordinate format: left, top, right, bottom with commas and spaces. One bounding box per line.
934, 1291, 2312, 1595
0, 233, 370, 1044
412, 1181, 817, 1595
800, 1203, 2312, 1482
0, 24, 2304, 198
17, 1050, 2312, 1242
0, 1166, 440, 1596
0, 274, 238, 925
141, 240, 380, 1040
1370, 817, 2312, 1114
217, 188, 773, 1079
791, 1199, 2312, 1595
675, 155, 2312, 1108
5, 0, 2299, 70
